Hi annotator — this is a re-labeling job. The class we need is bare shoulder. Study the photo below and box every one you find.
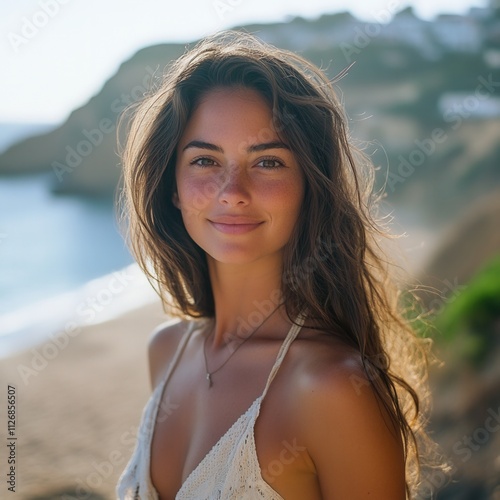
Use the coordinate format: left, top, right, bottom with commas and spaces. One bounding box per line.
295, 340, 392, 428
292, 333, 406, 499
292, 330, 367, 394
148, 318, 192, 390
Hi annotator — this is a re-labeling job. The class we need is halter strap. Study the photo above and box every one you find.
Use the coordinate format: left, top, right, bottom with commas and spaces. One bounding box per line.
260, 315, 306, 400
157, 320, 202, 389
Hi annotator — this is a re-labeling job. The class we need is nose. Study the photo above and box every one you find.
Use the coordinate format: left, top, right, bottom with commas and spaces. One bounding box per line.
217, 164, 250, 206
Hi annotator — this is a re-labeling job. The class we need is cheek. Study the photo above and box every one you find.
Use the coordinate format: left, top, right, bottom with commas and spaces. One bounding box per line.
267, 179, 304, 227
177, 174, 218, 217
283, 174, 305, 209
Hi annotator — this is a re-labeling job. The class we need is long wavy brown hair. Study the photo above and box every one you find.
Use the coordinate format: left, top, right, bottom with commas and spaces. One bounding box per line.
119, 30, 444, 498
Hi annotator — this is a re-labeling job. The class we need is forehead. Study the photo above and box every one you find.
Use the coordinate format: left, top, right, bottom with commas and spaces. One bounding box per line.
197, 86, 270, 113
178, 87, 280, 147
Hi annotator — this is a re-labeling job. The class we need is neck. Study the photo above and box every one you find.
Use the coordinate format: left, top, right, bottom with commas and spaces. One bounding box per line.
207, 255, 285, 349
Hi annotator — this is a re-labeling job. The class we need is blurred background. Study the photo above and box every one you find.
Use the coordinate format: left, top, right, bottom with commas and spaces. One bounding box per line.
0, 0, 499, 498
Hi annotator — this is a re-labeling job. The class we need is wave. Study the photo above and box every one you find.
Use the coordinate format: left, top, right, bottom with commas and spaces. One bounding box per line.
0, 263, 158, 358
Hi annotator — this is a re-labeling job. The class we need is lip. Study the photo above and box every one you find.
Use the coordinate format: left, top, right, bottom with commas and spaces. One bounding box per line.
208, 217, 263, 234
209, 215, 262, 224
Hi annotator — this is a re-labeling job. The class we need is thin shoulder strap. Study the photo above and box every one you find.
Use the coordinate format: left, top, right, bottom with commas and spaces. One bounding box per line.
157, 320, 202, 390
260, 315, 306, 400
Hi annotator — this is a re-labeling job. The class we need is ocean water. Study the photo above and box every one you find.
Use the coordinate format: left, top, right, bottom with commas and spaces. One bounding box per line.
0, 173, 158, 357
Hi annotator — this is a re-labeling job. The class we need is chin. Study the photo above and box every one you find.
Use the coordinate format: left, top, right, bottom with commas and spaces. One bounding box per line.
207, 249, 262, 265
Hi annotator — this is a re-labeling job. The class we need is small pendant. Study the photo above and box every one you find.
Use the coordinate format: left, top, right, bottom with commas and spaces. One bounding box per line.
206, 373, 212, 388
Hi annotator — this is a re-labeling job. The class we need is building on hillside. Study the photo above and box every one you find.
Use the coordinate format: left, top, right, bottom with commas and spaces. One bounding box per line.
431, 14, 482, 53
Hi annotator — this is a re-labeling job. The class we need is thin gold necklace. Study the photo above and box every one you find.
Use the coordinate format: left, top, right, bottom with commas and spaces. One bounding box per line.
202, 304, 281, 388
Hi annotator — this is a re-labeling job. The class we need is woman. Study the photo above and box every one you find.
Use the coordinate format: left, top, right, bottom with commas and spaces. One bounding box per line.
117, 31, 437, 499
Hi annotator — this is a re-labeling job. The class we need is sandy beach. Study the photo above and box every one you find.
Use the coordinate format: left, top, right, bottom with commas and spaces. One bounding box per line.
0, 299, 170, 499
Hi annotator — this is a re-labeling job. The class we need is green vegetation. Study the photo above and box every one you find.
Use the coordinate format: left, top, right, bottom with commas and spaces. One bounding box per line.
433, 254, 500, 366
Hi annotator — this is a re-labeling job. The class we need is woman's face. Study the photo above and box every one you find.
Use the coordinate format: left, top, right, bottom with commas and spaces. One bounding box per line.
174, 87, 304, 266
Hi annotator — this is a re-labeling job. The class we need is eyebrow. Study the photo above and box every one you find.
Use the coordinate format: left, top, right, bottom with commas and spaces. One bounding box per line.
181, 140, 290, 153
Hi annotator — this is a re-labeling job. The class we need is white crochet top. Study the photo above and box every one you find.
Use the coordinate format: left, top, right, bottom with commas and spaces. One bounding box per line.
116, 317, 304, 499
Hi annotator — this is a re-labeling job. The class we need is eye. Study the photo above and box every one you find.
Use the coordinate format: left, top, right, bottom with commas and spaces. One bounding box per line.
190, 157, 217, 167
256, 157, 285, 169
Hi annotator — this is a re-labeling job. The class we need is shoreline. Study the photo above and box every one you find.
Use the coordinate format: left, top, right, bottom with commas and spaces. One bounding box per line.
0, 263, 159, 359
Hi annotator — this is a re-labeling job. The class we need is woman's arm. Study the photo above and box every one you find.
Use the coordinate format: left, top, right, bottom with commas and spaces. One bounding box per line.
298, 360, 407, 499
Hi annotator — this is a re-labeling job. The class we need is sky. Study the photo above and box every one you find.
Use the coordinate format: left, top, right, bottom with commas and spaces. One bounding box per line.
1, 0, 487, 124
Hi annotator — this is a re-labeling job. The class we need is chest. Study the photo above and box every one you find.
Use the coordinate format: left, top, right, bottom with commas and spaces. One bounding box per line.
148, 347, 268, 493
148, 345, 315, 498
147, 332, 324, 499
149, 387, 317, 499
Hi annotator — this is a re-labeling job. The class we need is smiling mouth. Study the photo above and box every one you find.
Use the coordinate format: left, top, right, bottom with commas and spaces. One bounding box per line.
208, 220, 263, 234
